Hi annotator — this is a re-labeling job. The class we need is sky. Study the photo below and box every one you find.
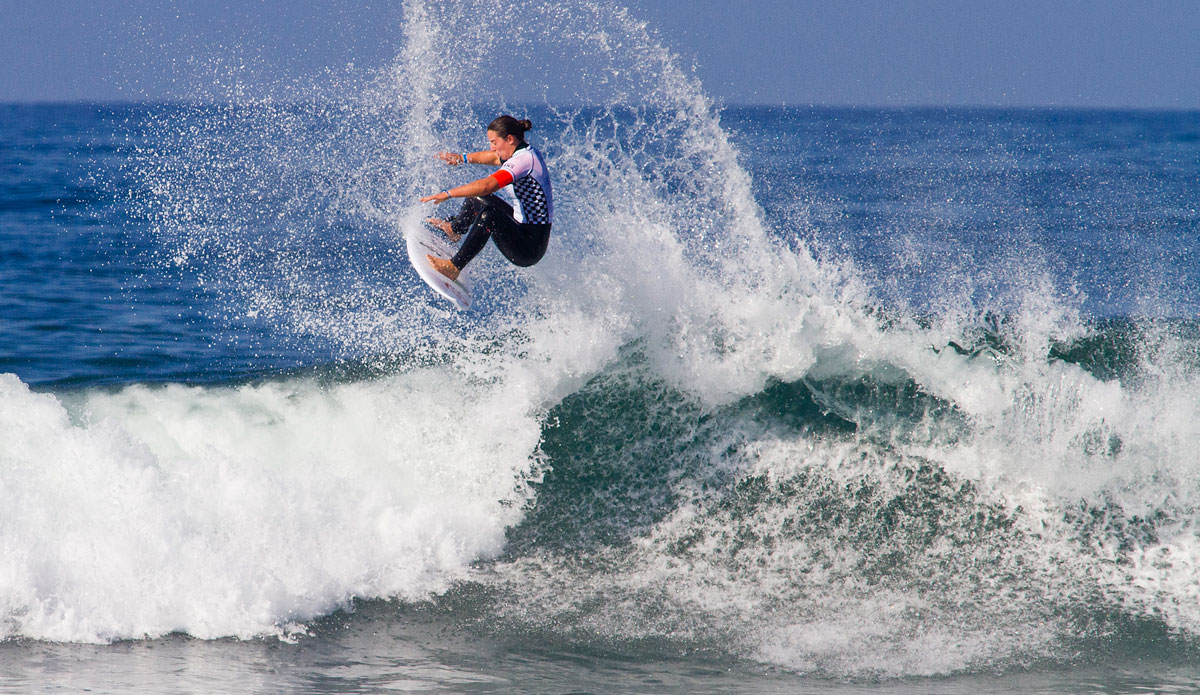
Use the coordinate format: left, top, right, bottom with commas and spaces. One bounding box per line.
1, 0, 1198, 108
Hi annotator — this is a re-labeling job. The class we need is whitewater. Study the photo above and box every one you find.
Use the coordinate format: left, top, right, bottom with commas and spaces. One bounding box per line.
3, 0, 1200, 691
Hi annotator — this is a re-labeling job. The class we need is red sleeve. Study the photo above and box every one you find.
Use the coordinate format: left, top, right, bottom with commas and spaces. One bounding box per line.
490, 170, 514, 187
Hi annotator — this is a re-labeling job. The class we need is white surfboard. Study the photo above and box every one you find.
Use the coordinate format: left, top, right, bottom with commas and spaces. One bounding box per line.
406, 221, 472, 310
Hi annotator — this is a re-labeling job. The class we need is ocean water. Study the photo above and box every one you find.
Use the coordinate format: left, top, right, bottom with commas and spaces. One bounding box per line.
4, 1, 1200, 693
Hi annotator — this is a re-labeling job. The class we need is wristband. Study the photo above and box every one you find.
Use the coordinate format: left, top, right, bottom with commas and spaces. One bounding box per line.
462, 153, 469, 164
442, 190, 451, 200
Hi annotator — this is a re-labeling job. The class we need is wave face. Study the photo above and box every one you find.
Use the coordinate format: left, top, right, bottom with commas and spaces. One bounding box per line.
4, 0, 1200, 680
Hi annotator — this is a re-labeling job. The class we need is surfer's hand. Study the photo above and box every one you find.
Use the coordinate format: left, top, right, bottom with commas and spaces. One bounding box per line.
435, 151, 462, 166
420, 191, 451, 204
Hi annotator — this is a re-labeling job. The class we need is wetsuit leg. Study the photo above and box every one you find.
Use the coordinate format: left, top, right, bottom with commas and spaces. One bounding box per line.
490, 219, 550, 267
451, 197, 550, 269
447, 195, 507, 238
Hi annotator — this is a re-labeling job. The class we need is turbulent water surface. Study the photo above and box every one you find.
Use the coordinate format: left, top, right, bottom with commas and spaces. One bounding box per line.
3, 1, 1200, 692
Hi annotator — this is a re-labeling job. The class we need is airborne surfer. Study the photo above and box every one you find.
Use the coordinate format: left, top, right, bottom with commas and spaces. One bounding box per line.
419, 115, 554, 281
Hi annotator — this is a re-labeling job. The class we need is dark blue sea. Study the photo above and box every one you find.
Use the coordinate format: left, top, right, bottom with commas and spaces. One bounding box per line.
4, 3, 1200, 693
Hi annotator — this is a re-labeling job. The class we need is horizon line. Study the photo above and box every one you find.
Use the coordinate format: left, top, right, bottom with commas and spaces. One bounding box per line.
2, 98, 1199, 115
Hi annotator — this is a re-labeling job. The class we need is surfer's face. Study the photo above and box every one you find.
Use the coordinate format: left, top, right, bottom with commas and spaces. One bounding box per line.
487, 130, 519, 160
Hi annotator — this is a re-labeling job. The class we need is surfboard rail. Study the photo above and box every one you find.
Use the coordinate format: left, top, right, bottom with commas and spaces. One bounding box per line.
405, 222, 472, 310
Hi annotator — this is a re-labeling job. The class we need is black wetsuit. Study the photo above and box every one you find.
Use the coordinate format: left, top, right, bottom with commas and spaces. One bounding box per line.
448, 195, 551, 269
448, 143, 553, 270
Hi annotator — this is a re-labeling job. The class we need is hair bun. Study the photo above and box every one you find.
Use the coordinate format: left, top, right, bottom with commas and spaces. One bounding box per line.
488, 115, 533, 140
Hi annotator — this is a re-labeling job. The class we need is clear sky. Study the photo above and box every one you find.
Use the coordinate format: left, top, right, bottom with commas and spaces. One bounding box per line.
2, 0, 1198, 108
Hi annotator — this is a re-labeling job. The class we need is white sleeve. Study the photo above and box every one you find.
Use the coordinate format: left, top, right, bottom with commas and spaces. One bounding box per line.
500, 150, 533, 181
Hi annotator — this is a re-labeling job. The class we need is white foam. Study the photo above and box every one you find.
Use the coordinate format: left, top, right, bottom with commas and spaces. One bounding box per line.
0, 368, 543, 642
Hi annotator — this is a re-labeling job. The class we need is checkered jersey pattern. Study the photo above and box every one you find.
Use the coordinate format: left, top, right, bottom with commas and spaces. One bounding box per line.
499, 145, 553, 225
512, 176, 550, 224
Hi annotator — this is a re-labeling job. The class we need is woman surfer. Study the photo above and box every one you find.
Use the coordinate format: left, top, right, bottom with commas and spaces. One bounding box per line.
419, 115, 554, 281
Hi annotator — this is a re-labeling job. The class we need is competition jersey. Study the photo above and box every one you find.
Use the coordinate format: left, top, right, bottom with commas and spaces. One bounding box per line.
489, 144, 553, 225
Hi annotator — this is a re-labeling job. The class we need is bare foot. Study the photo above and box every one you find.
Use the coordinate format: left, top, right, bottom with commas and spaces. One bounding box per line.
426, 217, 460, 242
427, 254, 461, 281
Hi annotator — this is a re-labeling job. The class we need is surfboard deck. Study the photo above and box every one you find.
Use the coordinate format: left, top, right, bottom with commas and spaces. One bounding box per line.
406, 221, 472, 310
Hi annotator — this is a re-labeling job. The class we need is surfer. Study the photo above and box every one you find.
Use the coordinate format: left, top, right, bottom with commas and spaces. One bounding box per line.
419, 115, 553, 281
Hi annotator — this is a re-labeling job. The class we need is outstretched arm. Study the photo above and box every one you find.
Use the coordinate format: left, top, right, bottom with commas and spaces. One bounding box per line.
435, 150, 502, 166
420, 172, 504, 204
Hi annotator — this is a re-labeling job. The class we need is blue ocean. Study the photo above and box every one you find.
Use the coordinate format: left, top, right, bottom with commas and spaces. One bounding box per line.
4, 2, 1200, 693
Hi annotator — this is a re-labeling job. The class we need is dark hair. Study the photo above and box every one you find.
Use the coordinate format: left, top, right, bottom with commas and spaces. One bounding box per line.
488, 115, 533, 141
